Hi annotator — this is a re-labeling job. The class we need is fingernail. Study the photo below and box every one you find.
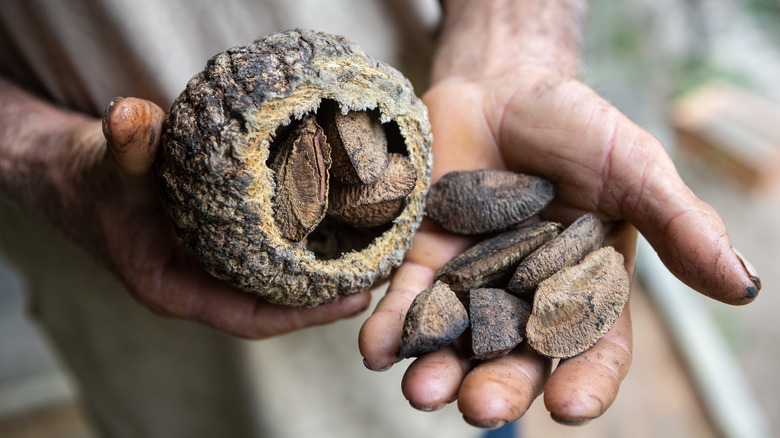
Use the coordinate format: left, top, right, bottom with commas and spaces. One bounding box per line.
462, 416, 507, 429
411, 401, 446, 412
732, 247, 761, 299
363, 358, 392, 372
550, 413, 591, 426
102, 96, 124, 144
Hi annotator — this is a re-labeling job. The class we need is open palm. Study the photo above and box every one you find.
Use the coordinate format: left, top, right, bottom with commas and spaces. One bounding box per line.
359, 67, 759, 426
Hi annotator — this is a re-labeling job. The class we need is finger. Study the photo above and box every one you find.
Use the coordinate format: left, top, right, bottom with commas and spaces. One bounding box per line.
103, 96, 165, 176
540, 220, 636, 425
401, 345, 470, 411
543, 302, 633, 425
132, 246, 372, 338
359, 224, 474, 371
457, 344, 551, 429
213, 290, 373, 339
496, 79, 760, 305
605, 219, 638, 278
196, 284, 373, 339
596, 112, 760, 305
360, 85, 510, 368
358, 260, 437, 371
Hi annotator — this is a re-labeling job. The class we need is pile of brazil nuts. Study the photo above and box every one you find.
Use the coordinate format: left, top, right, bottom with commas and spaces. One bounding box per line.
397, 169, 630, 360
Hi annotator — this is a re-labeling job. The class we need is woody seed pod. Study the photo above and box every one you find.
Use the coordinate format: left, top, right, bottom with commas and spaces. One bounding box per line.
156, 30, 432, 307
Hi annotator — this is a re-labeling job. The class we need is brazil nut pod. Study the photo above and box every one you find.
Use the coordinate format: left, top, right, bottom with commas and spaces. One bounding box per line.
156, 29, 432, 307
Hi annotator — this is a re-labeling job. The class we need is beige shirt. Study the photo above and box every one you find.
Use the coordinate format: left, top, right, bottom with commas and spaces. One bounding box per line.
0, 0, 439, 114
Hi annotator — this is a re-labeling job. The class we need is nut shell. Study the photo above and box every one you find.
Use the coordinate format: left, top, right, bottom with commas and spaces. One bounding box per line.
155, 29, 432, 307
426, 170, 555, 235
525, 246, 630, 359
469, 288, 531, 360
435, 221, 562, 299
398, 281, 469, 359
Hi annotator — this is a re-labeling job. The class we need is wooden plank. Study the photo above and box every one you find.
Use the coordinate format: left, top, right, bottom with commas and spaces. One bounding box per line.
672, 82, 780, 192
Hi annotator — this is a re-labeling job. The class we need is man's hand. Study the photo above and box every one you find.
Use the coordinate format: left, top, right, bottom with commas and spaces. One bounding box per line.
359, 0, 760, 428
0, 79, 370, 338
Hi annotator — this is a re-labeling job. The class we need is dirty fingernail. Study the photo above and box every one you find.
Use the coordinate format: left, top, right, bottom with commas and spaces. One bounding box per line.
733, 246, 761, 299
102, 96, 125, 143
462, 417, 507, 429
551, 413, 591, 426
411, 401, 446, 412
363, 358, 392, 372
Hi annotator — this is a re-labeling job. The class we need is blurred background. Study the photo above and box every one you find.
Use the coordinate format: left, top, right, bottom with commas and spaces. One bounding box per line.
1, 0, 778, 437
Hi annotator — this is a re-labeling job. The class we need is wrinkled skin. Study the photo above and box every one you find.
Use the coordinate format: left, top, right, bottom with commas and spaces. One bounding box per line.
358, 65, 759, 427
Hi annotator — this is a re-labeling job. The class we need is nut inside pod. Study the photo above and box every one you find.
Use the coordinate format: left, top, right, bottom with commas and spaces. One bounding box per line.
155, 29, 432, 307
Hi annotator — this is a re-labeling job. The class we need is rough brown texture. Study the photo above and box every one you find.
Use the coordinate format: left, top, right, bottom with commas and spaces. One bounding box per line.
156, 29, 432, 307
323, 106, 389, 184
398, 281, 470, 358
435, 221, 562, 298
525, 246, 630, 359
268, 114, 331, 241
507, 212, 605, 299
327, 153, 417, 227
469, 288, 532, 360
425, 169, 555, 235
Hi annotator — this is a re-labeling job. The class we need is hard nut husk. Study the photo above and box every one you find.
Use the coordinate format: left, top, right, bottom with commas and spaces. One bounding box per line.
469, 288, 531, 360
397, 169, 630, 362
398, 281, 470, 359
155, 29, 432, 307
426, 169, 555, 235
507, 212, 605, 300
526, 246, 630, 359
435, 221, 562, 299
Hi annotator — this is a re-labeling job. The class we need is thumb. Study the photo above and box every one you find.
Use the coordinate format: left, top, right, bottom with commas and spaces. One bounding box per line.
102, 97, 165, 175
495, 78, 760, 306
626, 161, 761, 305
594, 110, 761, 306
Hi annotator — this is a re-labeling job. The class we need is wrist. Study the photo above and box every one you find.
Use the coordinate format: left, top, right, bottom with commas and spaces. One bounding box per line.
433, 0, 587, 84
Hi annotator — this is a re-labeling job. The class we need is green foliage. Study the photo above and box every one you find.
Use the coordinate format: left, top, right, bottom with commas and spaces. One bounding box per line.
670, 56, 752, 97
746, 0, 780, 42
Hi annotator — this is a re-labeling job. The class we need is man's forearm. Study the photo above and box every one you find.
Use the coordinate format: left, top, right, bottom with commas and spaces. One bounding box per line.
0, 76, 104, 232
433, 0, 587, 82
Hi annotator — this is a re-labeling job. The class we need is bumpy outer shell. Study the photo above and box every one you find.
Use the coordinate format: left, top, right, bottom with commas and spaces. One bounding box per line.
470, 288, 531, 360
508, 212, 605, 299
526, 246, 630, 359
426, 170, 555, 235
155, 29, 432, 307
398, 281, 469, 359
435, 221, 562, 298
